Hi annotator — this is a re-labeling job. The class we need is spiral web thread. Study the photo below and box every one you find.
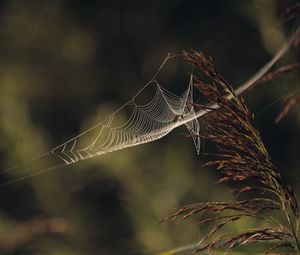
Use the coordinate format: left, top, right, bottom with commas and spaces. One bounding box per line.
51, 74, 201, 165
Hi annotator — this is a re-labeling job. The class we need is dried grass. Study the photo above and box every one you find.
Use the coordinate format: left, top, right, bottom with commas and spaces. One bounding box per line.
162, 50, 300, 254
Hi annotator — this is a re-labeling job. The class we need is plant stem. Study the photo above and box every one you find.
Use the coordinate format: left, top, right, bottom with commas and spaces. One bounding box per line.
282, 201, 300, 252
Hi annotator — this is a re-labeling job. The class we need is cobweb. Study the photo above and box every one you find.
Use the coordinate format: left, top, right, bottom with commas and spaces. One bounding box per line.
0, 54, 201, 186
51, 64, 200, 165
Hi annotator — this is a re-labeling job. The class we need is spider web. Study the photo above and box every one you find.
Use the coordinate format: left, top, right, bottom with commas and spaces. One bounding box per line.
51, 74, 200, 165
0, 53, 201, 186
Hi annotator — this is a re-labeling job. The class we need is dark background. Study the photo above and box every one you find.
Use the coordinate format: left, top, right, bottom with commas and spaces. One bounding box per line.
0, 0, 299, 254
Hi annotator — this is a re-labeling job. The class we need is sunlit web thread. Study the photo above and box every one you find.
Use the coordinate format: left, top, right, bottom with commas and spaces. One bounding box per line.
0, 53, 201, 185
51, 74, 201, 165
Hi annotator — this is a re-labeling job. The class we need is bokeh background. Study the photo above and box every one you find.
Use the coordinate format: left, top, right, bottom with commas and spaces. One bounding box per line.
0, 0, 299, 254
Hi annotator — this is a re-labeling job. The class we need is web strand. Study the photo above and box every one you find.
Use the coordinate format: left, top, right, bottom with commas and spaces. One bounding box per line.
0, 53, 201, 187
50, 75, 200, 165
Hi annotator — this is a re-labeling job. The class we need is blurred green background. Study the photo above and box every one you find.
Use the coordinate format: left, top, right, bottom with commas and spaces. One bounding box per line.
0, 0, 299, 254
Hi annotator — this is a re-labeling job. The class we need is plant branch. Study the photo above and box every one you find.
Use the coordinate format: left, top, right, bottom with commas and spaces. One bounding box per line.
173, 25, 299, 129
